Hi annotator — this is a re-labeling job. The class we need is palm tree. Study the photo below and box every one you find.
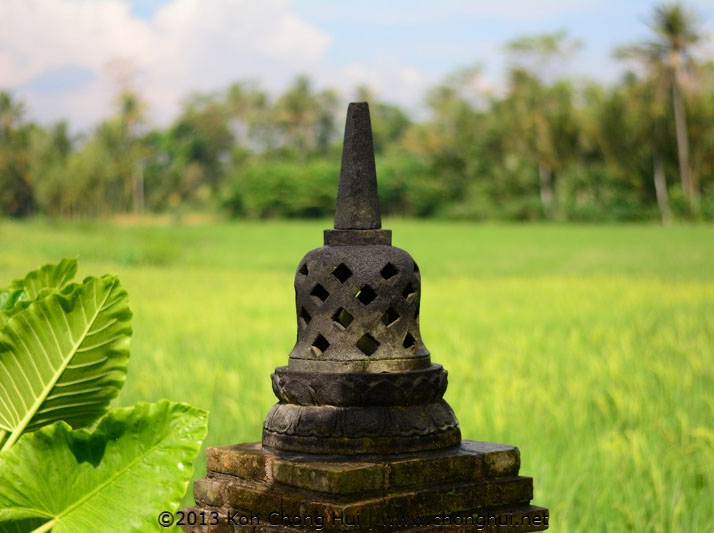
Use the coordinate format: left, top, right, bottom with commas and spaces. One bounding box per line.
504, 32, 582, 219
117, 91, 146, 213
225, 81, 269, 148
0, 92, 25, 143
0, 92, 34, 216
617, 3, 704, 211
274, 76, 319, 157
274, 76, 339, 157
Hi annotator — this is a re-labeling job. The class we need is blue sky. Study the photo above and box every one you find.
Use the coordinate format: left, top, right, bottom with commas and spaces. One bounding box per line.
2, 0, 713, 130
125, 0, 714, 81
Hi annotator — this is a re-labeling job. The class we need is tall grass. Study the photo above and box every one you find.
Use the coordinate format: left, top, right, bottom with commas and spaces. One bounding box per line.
1, 219, 713, 531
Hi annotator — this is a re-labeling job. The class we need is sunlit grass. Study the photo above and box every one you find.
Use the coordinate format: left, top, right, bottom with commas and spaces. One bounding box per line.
2, 219, 713, 531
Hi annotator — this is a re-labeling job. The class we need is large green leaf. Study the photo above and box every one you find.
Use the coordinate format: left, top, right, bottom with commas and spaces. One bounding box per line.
0, 401, 208, 532
14, 258, 77, 300
0, 289, 24, 315
0, 275, 131, 450
0, 259, 77, 328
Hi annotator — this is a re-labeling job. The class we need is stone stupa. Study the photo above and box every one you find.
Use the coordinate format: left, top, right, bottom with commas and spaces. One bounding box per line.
184, 103, 548, 532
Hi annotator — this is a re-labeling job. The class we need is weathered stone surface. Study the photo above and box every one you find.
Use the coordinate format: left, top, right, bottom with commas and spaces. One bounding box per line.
288, 245, 428, 368
271, 458, 385, 494
383, 442, 520, 487
205, 440, 520, 492
212, 477, 305, 513
467, 440, 522, 477
185, 441, 545, 532
193, 478, 224, 507
323, 229, 391, 246
387, 452, 479, 488
263, 401, 460, 450
206, 443, 268, 482
262, 426, 461, 456
334, 102, 381, 230
271, 364, 448, 407
195, 476, 532, 523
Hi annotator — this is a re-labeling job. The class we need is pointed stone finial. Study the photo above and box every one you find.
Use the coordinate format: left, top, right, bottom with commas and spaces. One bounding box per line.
334, 102, 381, 230
324, 103, 391, 246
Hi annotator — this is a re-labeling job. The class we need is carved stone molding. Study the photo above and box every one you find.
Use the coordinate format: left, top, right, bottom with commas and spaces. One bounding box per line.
271, 364, 448, 406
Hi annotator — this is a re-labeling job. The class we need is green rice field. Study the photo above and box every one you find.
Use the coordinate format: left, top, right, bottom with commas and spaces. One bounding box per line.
1, 219, 713, 532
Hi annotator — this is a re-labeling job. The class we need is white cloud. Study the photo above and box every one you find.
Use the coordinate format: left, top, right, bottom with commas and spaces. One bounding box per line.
0, 0, 333, 128
319, 61, 431, 112
11, 0, 699, 129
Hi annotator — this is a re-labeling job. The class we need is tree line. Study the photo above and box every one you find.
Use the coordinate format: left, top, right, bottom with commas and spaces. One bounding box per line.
1, 3, 712, 222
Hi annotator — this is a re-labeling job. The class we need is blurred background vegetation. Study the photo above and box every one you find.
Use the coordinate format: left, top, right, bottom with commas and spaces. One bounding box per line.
2, 3, 713, 223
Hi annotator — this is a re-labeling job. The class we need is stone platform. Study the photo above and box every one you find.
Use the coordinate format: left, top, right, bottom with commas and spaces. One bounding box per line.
182, 441, 548, 532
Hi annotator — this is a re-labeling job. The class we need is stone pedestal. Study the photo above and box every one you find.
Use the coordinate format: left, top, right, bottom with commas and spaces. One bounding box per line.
183, 441, 548, 532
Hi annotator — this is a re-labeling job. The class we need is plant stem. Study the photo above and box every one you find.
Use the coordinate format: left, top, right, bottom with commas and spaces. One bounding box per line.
1, 430, 17, 452
31, 519, 56, 533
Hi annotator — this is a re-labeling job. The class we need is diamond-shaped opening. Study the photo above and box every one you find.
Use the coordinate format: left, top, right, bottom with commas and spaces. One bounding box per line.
332, 307, 354, 328
356, 333, 380, 356
380, 262, 399, 280
403, 332, 416, 349
299, 307, 312, 326
402, 282, 416, 300
299, 263, 309, 275
332, 263, 353, 284
311, 283, 329, 302
311, 334, 330, 356
355, 285, 377, 305
413, 262, 420, 273
382, 307, 400, 327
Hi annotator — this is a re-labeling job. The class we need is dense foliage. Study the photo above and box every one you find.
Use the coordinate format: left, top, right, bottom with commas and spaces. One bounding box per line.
1, 4, 713, 222
0, 259, 208, 532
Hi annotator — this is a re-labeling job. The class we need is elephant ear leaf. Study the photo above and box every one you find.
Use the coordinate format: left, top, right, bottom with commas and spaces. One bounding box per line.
0, 289, 24, 314
0, 275, 131, 450
17, 257, 78, 300
0, 401, 208, 533
0, 258, 78, 328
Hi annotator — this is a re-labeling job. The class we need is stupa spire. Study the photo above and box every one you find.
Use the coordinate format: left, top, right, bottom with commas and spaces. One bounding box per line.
334, 102, 381, 230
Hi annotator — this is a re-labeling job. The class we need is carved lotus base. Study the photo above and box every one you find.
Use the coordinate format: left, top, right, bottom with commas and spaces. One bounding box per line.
263, 364, 461, 454
182, 441, 548, 532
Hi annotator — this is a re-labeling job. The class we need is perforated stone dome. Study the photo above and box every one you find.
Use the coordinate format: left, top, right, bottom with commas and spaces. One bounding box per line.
290, 244, 428, 373
262, 102, 460, 454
